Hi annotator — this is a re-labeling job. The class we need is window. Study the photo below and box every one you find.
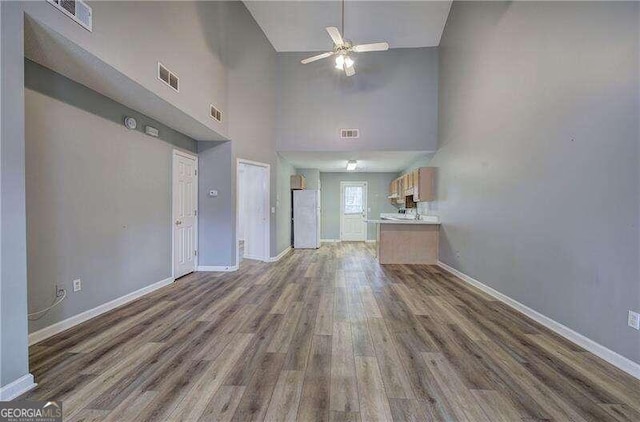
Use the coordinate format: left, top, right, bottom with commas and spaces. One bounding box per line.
343, 186, 363, 214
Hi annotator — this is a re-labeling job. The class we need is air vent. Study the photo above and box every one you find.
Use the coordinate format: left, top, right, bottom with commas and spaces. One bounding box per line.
47, 0, 92, 32
210, 105, 222, 122
340, 129, 360, 139
157, 62, 179, 92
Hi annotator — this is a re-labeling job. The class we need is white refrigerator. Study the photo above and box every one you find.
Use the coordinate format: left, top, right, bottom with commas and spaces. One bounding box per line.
293, 190, 321, 249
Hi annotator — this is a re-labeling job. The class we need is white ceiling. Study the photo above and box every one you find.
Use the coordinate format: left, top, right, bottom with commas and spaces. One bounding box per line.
279, 151, 433, 173
243, 1, 452, 52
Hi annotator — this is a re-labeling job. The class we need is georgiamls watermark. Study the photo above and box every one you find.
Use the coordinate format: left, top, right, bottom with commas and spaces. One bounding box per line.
0, 401, 62, 422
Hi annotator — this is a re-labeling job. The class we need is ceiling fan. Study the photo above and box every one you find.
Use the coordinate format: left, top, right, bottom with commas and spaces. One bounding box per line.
300, 0, 389, 76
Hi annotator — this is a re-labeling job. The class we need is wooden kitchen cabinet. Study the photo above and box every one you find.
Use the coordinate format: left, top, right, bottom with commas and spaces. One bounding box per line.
388, 167, 436, 204
405, 171, 416, 194
396, 177, 405, 205
414, 167, 435, 202
290, 175, 306, 190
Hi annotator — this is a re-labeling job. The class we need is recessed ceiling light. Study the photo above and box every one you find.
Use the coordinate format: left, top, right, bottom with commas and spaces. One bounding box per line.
346, 160, 357, 171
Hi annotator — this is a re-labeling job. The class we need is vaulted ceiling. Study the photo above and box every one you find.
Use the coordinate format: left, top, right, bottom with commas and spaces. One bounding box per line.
243, 1, 452, 52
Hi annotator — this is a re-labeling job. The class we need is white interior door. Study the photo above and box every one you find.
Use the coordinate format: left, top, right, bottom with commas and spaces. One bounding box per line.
238, 161, 270, 261
173, 151, 198, 278
340, 181, 367, 241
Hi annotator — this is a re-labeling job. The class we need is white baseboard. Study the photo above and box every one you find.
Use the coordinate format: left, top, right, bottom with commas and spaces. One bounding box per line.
268, 246, 291, 262
28, 276, 174, 346
437, 260, 640, 380
365, 239, 377, 243
0, 373, 36, 400
197, 265, 238, 272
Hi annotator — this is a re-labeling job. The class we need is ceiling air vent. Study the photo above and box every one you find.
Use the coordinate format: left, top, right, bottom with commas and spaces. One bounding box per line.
47, 0, 92, 32
157, 62, 179, 92
210, 105, 222, 122
340, 129, 360, 139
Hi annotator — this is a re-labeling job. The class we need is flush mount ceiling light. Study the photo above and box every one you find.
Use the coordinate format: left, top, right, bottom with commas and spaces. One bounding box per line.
300, 0, 389, 77
346, 160, 358, 171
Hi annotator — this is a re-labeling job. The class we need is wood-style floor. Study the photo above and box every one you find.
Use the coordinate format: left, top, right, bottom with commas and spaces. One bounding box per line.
24, 243, 640, 421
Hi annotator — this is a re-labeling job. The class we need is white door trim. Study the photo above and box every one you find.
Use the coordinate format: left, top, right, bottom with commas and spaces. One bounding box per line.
172, 149, 198, 278
340, 181, 368, 241
236, 158, 271, 264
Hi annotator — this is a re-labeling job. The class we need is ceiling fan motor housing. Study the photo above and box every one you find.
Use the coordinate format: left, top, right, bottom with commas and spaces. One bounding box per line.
335, 41, 352, 54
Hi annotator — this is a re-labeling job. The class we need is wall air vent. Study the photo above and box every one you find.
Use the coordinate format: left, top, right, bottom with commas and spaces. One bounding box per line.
158, 62, 179, 92
340, 129, 360, 139
47, 0, 93, 32
210, 105, 222, 122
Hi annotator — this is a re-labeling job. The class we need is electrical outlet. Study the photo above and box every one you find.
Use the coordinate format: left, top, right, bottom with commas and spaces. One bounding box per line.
73, 279, 82, 292
629, 311, 640, 330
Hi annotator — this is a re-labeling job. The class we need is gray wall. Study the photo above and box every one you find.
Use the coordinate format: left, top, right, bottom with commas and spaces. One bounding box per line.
198, 141, 235, 267
431, 1, 640, 363
277, 48, 439, 152
320, 172, 398, 241
196, 1, 283, 268
225, 1, 281, 259
25, 61, 196, 334
296, 168, 320, 190
1, 0, 30, 387
19, 0, 228, 138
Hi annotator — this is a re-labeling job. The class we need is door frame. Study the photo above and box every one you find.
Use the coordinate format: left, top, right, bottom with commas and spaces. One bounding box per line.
236, 158, 271, 264
172, 149, 199, 279
340, 181, 368, 241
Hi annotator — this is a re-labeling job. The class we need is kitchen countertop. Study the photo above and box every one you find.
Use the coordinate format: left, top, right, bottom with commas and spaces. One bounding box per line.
365, 217, 440, 225
366, 219, 440, 225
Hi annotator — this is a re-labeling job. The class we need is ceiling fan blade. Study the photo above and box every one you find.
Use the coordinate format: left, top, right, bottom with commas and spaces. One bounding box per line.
326, 26, 344, 46
300, 52, 334, 64
352, 42, 389, 53
345, 63, 355, 77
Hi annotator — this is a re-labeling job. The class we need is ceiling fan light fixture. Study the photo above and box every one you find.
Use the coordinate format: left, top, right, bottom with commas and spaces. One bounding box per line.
299, 0, 388, 76
335, 54, 354, 71
344, 56, 354, 68
346, 160, 358, 171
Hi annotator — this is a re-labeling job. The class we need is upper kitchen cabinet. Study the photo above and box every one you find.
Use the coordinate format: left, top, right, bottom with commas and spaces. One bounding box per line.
413, 167, 436, 202
291, 174, 306, 190
388, 167, 436, 204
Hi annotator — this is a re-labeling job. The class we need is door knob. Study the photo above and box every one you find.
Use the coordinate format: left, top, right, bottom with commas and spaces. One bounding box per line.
175, 220, 182, 225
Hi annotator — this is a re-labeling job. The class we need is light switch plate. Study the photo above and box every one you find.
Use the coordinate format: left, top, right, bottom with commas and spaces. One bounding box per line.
628, 310, 640, 330
73, 279, 82, 292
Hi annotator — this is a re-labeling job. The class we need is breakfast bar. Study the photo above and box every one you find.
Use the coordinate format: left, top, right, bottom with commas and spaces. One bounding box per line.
366, 215, 440, 264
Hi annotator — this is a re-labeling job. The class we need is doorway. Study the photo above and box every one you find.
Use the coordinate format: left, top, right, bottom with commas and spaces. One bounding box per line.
173, 150, 198, 278
340, 181, 368, 241
237, 159, 270, 262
